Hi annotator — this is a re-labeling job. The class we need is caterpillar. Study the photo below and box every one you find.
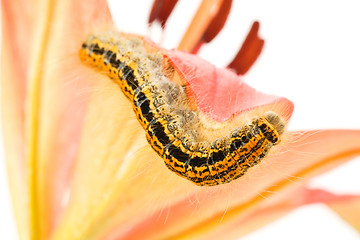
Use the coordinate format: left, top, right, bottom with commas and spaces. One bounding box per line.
79, 31, 285, 186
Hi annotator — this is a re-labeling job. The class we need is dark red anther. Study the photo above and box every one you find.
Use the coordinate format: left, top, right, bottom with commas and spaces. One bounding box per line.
227, 21, 265, 75
191, 0, 232, 53
148, 0, 179, 28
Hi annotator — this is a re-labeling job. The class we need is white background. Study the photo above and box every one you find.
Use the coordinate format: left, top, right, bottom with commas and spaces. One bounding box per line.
1, 0, 360, 239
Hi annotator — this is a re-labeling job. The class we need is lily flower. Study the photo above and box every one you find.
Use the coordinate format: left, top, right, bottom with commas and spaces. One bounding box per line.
1, 0, 360, 240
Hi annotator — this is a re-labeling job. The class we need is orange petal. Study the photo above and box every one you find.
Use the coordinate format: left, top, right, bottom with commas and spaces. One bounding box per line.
186, 188, 360, 239
327, 197, 360, 232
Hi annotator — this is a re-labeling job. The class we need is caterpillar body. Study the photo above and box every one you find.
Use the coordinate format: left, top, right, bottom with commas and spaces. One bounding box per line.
79, 31, 285, 186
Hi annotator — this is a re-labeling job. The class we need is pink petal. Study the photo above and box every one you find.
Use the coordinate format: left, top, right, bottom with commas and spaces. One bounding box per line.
164, 49, 294, 122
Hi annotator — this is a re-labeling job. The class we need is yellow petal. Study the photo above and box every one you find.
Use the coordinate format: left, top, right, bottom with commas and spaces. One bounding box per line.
2, 0, 37, 238
97, 130, 360, 239
30, 1, 112, 238
2, 0, 112, 239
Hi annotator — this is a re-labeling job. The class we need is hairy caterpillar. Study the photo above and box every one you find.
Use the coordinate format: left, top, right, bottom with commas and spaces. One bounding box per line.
79, 31, 285, 186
